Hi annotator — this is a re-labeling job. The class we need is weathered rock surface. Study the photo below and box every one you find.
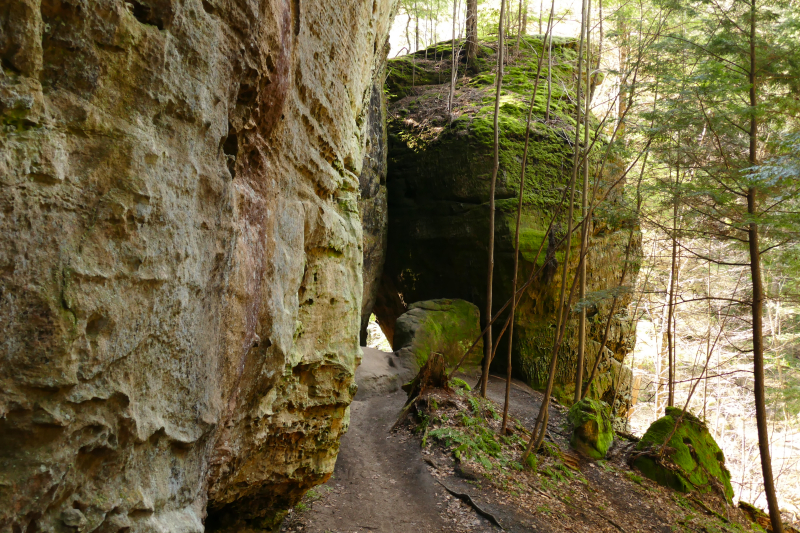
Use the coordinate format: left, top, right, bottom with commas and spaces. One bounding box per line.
358, 76, 389, 345
632, 407, 734, 503
354, 347, 412, 399
567, 399, 613, 460
377, 38, 639, 411
393, 299, 483, 372
0, 0, 396, 531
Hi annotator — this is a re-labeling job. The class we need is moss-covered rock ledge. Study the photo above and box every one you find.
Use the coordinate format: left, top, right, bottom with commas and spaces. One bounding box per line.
376, 37, 640, 413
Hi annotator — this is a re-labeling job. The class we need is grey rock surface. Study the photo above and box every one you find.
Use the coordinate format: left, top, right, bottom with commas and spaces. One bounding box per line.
355, 347, 415, 399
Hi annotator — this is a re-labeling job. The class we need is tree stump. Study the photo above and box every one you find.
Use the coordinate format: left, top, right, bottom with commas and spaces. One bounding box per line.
401, 351, 449, 405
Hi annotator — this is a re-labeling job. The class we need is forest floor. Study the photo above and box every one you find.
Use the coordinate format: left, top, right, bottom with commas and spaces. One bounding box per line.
280, 348, 774, 533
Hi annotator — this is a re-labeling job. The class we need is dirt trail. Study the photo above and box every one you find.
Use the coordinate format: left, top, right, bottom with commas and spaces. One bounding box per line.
281, 349, 749, 533
281, 348, 565, 533
282, 348, 496, 533
285, 389, 451, 532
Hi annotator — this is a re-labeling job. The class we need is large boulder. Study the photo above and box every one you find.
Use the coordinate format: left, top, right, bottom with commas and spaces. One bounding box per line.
568, 399, 614, 459
632, 407, 734, 503
377, 37, 640, 410
0, 0, 397, 531
393, 299, 483, 371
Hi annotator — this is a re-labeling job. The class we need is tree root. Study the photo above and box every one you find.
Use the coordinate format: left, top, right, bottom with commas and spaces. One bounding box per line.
435, 479, 504, 529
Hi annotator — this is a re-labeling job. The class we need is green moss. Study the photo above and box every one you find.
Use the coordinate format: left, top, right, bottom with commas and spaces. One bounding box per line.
2, 105, 39, 133
385, 36, 638, 413
393, 299, 483, 371
567, 399, 613, 460
633, 407, 734, 503
517, 228, 548, 265
450, 377, 472, 391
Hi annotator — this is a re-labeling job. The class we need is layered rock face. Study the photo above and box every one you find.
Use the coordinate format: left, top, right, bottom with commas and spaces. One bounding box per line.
378, 37, 639, 411
0, 0, 396, 531
358, 77, 389, 345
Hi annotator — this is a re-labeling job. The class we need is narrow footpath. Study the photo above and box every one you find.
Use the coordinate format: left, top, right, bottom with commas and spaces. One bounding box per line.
281, 348, 560, 533
281, 348, 744, 533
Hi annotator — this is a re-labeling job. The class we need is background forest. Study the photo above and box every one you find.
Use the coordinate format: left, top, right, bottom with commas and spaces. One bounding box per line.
381, 0, 800, 527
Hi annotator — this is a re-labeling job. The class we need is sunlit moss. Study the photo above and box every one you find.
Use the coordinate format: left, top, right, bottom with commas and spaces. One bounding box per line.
633, 407, 735, 503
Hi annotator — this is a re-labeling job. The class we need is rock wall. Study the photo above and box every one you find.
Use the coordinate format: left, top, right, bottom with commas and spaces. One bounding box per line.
0, 0, 396, 531
379, 38, 639, 411
358, 76, 388, 345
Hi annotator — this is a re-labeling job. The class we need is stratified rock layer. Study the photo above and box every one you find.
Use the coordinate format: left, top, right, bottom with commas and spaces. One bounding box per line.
379, 37, 639, 410
0, 0, 396, 531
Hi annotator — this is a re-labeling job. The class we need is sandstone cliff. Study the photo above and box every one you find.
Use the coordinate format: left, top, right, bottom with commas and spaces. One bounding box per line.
358, 76, 388, 346
0, 0, 396, 531
378, 38, 640, 411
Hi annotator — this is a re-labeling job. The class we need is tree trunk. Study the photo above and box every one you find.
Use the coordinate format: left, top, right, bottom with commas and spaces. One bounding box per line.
502, 7, 548, 433
466, 0, 479, 72
666, 171, 679, 408
748, 3, 782, 530
415, 0, 419, 51
575, 0, 591, 404
703, 244, 712, 422
480, 0, 506, 398
616, 16, 629, 139
405, 10, 412, 52
544, 0, 555, 121
515, 0, 523, 56
522, 1, 528, 37
523, 0, 586, 456
538, 0, 543, 34
413, 0, 419, 86
449, 0, 458, 115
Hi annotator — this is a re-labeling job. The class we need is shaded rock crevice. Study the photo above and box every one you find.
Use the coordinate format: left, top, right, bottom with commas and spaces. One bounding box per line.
358, 64, 389, 346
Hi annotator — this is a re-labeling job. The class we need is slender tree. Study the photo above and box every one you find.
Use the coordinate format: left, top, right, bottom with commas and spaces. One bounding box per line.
575, 0, 592, 404
480, 0, 507, 398
666, 166, 681, 408
515, 0, 524, 55
449, 0, 459, 115
746, 3, 780, 529
542, 0, 555, 121
522, 0, 528, 37
466, 0, 479, 72
502, 19, 552, 433
524, 0, 588, 451
538, 0, 543, 34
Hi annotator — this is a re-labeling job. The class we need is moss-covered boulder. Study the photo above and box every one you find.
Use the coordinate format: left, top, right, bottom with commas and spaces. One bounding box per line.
632, 407, 734, 503
393, 299, 483, 371
377, 37, 640, 412
567, 399, 614, 459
